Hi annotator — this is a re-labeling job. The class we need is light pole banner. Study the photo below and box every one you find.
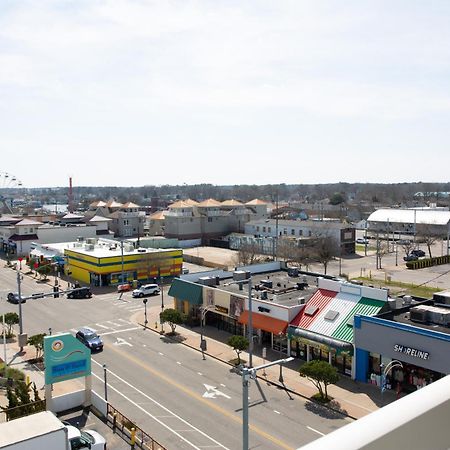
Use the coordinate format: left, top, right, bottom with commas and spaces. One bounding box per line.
44, 333, 91, 385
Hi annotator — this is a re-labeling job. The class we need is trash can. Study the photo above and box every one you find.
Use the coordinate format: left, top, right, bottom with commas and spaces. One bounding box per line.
133, 279, 138, 288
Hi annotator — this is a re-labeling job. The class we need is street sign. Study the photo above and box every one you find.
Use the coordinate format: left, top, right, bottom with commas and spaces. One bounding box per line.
44, 333, 91, 385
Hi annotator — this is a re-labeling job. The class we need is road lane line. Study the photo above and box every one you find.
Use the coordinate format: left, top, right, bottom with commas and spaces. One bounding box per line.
106, 320, 121, 327
95, 323, 110, 330
91, 363, 229, 450
95, 345, 295, 450
101, 327, 139, 336
307, 426, 325, 436
127, 307, 143, 312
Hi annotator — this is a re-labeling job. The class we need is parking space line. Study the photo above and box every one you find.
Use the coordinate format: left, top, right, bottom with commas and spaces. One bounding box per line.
106, 320, 121, 327
95, 323, 110, 330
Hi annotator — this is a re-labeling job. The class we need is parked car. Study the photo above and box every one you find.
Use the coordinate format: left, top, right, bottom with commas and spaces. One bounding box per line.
67, 287, 92, 299
356, 238, 369, 245
182, 267, 189, 274
404, 254, 419, 262
75, 327, 103, 352
398, 239, 411, 245
7, 292, 26, 304
66, 423, 106, 450
132, 283, 160, 298
411, 249, 426, 257
117, 283, 132, 293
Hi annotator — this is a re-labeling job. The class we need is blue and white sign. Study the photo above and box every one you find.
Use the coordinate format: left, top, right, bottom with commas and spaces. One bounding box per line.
44, 333, 91, 385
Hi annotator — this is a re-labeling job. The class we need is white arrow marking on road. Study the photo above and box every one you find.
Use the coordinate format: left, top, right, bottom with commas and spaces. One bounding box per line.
113, 337, 133, 347
202, 384, 231, 399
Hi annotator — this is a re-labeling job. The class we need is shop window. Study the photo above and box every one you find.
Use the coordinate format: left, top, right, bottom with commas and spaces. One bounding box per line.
291, 229, 295, 235
268, 227, 271, 233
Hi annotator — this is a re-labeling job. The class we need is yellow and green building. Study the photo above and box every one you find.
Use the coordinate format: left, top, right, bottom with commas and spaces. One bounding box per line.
64, 240, 182, 286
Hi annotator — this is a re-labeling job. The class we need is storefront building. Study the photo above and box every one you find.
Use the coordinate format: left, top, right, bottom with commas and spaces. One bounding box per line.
287, 278, 389, 377
63, 239, 182, 286
354, 315, 450, 393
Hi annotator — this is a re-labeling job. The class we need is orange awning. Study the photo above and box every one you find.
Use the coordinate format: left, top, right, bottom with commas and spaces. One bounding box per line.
238, 311, 288, 335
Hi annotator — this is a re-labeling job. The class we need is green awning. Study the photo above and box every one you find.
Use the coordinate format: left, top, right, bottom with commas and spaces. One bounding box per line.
168, 278, 203, 305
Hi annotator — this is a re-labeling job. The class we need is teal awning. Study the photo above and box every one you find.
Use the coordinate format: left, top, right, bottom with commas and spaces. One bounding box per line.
168, 278, 203, 305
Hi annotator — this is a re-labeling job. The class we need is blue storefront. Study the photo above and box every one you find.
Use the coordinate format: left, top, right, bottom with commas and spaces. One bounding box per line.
354, 315, 450, 393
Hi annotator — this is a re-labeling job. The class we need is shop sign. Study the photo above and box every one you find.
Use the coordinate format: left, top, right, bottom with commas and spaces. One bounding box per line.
215, 305, 229, 314
258, 306, 270, 313
394, 344, 429, 360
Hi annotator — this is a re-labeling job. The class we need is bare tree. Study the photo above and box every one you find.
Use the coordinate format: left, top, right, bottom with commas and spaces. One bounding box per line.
401, 240, 413, 257
313, 236, 339, 275
376, 235, 389, 269
418, 225, 439, 258
234, 243, 264, 266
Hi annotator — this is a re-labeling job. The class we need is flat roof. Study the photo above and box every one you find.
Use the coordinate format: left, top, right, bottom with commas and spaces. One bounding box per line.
64, 241, 179, 258
217, 270, 318, 307
0, 411, 65, 446
389, 303, 450, 336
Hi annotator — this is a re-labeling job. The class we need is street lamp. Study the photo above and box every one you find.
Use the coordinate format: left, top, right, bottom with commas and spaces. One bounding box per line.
103, 364, 108, 402
199, 305, 215, 360
160, 276, 165, 334
16, 266, 25, 352
225, 276, 254, 368
143, 298, 148, 328
241, 357, 293, 450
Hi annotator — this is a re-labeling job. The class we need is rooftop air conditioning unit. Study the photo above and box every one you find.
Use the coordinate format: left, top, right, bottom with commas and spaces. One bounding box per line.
198, 277, 215, 287
260, 291, 268, 300
403, 295, 412, 306
409, 307, 427, 323
233, 271, 249, 281
84, 244, 95, 251
261, 279, 273, 289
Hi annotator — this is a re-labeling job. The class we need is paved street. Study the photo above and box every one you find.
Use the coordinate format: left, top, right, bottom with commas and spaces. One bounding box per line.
0, 265, 351, 450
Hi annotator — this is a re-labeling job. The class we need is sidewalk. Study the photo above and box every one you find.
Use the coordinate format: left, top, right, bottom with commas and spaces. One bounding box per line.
132, 303, 398, 420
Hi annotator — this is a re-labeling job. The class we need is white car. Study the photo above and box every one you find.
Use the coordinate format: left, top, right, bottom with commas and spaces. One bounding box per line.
66, 424, 106, 450
356, 238, 369, 245
132, 283, 161, 298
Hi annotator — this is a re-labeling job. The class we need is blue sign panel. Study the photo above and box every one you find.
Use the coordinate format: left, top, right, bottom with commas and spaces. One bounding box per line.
44, 333, 91, 385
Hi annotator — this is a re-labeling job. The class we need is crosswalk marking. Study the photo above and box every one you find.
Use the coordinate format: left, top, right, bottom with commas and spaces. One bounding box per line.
118, 318, 133, 324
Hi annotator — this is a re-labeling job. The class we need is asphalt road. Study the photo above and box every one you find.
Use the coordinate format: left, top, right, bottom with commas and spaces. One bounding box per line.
0, 266, 351, 449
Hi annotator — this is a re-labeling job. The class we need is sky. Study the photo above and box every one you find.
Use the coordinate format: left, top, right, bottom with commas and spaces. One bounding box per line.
1, 0, 450, 188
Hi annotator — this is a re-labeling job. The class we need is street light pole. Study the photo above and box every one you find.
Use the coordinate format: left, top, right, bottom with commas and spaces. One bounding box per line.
143, 298, 148, 328
103, 364, 108, 402
241, 357, 294, 450
247, 278, 253, 368
16, 268, 24, 352
160, 276, 165, 334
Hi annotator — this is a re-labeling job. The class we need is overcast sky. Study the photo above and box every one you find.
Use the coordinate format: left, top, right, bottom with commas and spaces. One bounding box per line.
1, 1, 450, 188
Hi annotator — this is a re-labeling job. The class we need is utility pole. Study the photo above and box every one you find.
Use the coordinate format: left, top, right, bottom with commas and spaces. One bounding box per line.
17, 268, 24, 352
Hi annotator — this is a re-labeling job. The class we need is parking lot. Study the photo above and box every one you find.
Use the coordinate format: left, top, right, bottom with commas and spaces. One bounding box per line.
59, 407, 129, 450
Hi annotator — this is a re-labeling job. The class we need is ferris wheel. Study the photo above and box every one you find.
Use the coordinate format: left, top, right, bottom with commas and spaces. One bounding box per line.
0, 172, 23, 189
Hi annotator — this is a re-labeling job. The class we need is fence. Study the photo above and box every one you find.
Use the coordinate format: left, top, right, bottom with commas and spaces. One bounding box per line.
1, 399, 46, 422
406, 254, 450, 270
107, 403, 167, 450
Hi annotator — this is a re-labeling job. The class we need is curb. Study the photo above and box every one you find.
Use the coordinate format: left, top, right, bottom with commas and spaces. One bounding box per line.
136, 321, 356, 421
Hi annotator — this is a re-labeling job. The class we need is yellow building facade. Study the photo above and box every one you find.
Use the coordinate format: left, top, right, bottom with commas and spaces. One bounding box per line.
65, 247, 183, 287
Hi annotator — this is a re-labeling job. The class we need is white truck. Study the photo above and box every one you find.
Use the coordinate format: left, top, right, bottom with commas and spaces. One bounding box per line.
0, 410, 106, 450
